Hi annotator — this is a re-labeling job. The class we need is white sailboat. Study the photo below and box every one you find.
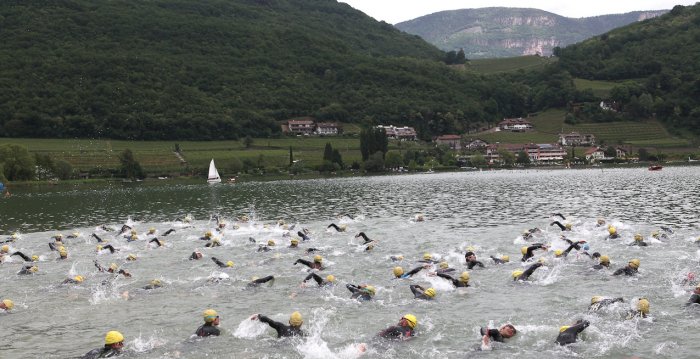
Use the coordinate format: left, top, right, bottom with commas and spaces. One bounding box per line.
207, 159, 221, 184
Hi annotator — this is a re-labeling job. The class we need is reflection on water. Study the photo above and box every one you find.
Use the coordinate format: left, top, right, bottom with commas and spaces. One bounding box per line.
1, 167, 699, 358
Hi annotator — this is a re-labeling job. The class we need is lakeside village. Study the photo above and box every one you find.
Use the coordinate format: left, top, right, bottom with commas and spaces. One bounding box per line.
284, 117, 641, 169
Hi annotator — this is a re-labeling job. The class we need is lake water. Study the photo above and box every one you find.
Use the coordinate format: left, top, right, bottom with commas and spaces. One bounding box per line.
1, 167, 699, 358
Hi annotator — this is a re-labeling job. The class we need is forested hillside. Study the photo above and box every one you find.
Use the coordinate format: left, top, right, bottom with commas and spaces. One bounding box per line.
555, 4, 700, 135
0, 0, 520, 140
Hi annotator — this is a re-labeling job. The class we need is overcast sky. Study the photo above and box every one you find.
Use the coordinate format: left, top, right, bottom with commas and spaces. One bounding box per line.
339, 0, 697, 24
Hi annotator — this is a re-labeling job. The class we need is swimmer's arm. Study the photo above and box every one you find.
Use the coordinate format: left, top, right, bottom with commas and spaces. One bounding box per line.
304, 273, 323, 286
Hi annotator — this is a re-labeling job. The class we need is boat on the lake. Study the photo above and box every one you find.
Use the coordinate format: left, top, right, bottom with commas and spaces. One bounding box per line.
207, 159, 221, 183
648, 165, 663, 171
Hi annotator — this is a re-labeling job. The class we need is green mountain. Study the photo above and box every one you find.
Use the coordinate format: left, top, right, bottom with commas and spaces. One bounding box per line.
0, 0, 519, 140
395, 7, 666, 59
555, 4, 700, 135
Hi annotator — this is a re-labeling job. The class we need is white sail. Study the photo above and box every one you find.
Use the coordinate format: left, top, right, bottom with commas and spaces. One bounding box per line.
207, 159, 221, 183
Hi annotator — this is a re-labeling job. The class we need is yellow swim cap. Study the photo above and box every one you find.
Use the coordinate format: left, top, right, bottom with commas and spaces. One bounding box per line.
96, 245, 103, 251
58, 246, 66, 252
1, 245, 9, 253
538, 258, 547, 264
29, 266, 38, 273
291, 239, 299, 245
424, 288, 436, 298
554, 249, 563, 257
267, 240, 275, 246
591, 296, 603, 304
459, 271, 470, 283
364, 285, 376, 296
403, 314, 417, 328
151, 279, 162, 286
608, 226, 617, 235
521, 246, 528, 255
127, 254, 137, 261
652, 231, 659, 238
226, 261, 234, 267
74, 275, 85, 283
289, 311, 303, 326
130, 234, 138, 240
203, 309, 218, 322
629, 259, 640, 269
599, 255, 610, 264
512, 270, 524, 279
205, 231, 212, 238
59, 250, 67, 257
439, 261, 449, 269
130, 229, 137, 235
326, 275, 336, 283
339, 224, 347, 231
105, 331, 124, 345
501, 255, 510, 262
3, 299, 15, 310
423, 253, 432, 260
634, 234, 643, 241
72, 231, 80, 237
56, 233, 64, 238
466, 246, 476, 252
109, 263, 118, 271
396, 255, 404, 261
637, 298, 650, 314
559, 325, 570, 333
565, 223, 572, 230
393, 266, 404, 277
313, 255, 322, 263
11, 233, 18, 239
31, 255, 39, 262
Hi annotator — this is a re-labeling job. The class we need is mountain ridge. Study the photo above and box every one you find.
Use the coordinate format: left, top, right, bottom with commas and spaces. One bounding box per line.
395, 7, 667, 58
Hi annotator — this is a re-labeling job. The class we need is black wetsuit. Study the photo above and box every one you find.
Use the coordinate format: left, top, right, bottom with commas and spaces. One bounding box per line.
555, 320, 589, 345
607, 233, 620, 239
297, 231, 311, 241
612, 265, 638, 276
211, 257, 228, 268
397, 266, 425, 279
49, 242, 60, 251
490, 256, 508, 265
514, 262, 543, 281
294, 259, 322, 270
592, 263, 610, 270
436, 268, 455, 274
10, 251, 32, 262
480, 328, 504, 342
327, 223, 344, 232
18, 265, 35, 275
562, 243, 581, 257
144, 238, 161, 246
346, 284, 372, 301
303, 273, 331, 287
117, 224, 131, 236
195, 323, 221, 337
466, 259, 485, 269
248, 276, 275, 287
589, 297, 624, 311
630, 241, 648, 247
102, 244, 118, 253
91, 233, 105, 242
686, 293, 700, 306
552, 213, 566, 220
162, 229, 176, 236
305, 248, 320, 253
142, 283, 162, 290
436, 272, 469, 288
522, 244, 546, 262
257, 245, 272, 252
205, 240, 220, 248
189, 252, 202, 260
356, 232, 374, 244
378, 325, 414, 339
81, 346, 121, 358
550, 221, 570, 231
258, 315, 304, 337
409, 285, 433, 300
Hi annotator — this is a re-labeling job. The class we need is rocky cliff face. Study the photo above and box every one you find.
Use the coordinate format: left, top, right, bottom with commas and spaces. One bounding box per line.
395, 7, 667, 58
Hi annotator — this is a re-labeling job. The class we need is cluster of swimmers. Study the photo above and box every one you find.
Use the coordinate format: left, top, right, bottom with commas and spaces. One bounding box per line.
2, 213, 699, 357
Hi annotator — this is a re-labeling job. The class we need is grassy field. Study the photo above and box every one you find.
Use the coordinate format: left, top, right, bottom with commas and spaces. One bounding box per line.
473, 109, 692, 148
573, 78, 621, 98
467, 55, 557, 74
0, 136, 426, 176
